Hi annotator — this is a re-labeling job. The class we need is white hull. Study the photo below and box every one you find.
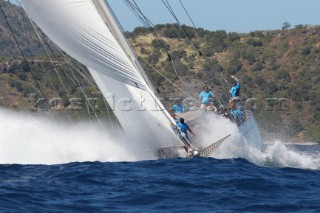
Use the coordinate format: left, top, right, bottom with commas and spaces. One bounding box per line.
238, 111, 263, 148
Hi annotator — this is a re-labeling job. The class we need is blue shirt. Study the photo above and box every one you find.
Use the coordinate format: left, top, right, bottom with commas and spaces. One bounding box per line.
178, 122, 189, 133
171, 104, 185, 114
230, 83, 240, 98
199, 91, 214, 104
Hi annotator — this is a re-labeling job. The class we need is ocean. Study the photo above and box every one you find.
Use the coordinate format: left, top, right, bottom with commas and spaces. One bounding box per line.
1, 154, 320, 212
1, 110, 320, 212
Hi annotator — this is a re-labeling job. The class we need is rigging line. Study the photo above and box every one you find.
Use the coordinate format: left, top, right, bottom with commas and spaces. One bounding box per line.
126, 0, 172, 55
34, 26, 95, 92
127, 1, 228, 105
27, 18, 78, 122
138, 56, 193, 99
114, 3, 183, 127
125, 0, 190, 55
178, 0, 196, 29
47, 42, 114, 129
66, 66, 114, 130
0, 3, 57, 118
177, 0, 206, 60
16, 1, 33, 59
170, 59, 198, 87
129, 0, 170, 52
161, 0, 201, 58
50, 47, 97, 87
116, 2, 193, 96
37, 30, 78, 90
163, 1, 230, 90
46, 43, 96, 92
160, 1, 186, 42
123, 0, 149, 27
61, 59, 105, 127
211, 88, 223, 107
164, 0, 229, 90
18, 1, 89, 116
67, 64, 106, 128
18, 1, 75, 117
126, 1, 229, 101
31, 20, 103, 123
66, 65, 95, 124
123, 0, 177, 48
125, 0, 197, 87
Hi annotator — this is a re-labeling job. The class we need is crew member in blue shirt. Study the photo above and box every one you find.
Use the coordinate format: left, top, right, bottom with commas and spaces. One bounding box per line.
171, 100, 185, 115
229, 75, 240, 99
178, 118, 195, 142
199, 86, 214, 110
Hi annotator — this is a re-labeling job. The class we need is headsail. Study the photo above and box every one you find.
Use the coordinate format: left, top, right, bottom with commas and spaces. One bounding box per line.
21, 0, 184, 150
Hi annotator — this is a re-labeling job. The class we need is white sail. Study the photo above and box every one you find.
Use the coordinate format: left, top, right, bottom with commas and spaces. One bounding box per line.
21, 0, 184, 151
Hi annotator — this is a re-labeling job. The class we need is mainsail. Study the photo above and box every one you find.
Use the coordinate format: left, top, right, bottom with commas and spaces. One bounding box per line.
21, 0, 184, 151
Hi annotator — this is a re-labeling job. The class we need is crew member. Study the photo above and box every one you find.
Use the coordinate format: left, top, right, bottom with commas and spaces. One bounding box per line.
229, 75, 240, 100
171, 100, 185, 115
199, 86, 214, 110
178, 117, 195, 142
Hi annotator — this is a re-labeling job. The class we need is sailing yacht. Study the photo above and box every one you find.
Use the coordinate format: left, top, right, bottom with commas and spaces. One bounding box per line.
20, 0, 262, 158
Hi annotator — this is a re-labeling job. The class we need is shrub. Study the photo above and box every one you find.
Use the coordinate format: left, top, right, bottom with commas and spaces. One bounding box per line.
248, 38, 263, 47
151, 39, 170, 50
17, 71, 28, 81
14, 81, 23, 92
301, 47, 311, 55
228, 32, 240, 41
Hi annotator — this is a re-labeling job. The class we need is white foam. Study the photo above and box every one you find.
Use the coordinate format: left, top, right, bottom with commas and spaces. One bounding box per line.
191, 113, 239, 148
189, 112, 320, 170
216, 136, 320, 170
0, 108, 157, 165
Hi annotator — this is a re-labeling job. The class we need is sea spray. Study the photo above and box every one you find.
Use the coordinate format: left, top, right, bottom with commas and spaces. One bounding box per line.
189, 112, 320, 170
191, 112, 239, 148
1, 108, 319, 170
0, 108, 157, 164
216, 138, 320, 170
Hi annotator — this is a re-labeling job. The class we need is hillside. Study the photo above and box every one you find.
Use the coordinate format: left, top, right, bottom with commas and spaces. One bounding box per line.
126, 24, 320, 142
0, 1, 46, 58
0, 1, 319, 142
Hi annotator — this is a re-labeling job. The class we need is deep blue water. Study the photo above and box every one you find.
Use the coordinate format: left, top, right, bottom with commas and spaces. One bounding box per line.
1, 156, 320, 212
